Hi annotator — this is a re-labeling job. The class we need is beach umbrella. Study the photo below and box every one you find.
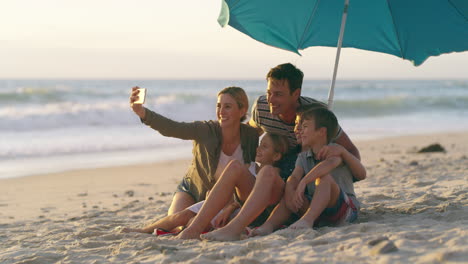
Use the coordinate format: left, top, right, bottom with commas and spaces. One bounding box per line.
217, 0, 468, 108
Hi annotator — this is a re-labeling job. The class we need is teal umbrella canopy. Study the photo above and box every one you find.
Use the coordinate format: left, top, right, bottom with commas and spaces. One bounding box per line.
218, 0, 468, 66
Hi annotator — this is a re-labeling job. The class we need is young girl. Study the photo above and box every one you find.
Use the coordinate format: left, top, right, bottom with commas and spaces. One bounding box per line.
122, 133, 289, 235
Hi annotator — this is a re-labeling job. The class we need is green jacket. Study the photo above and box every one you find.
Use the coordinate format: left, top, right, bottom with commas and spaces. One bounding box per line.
142, 108, 259, 202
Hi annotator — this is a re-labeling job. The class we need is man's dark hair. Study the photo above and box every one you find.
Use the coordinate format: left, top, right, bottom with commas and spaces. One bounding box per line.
266, 63, 304, 94
301, 108, 338, 144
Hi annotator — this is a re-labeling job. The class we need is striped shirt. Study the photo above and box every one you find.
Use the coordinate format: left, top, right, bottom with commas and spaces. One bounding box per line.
251, 95, 342, 149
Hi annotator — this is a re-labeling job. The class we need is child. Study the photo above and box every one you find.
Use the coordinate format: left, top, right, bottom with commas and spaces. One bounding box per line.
122, 132, 289, 236
252, 108, 366, 235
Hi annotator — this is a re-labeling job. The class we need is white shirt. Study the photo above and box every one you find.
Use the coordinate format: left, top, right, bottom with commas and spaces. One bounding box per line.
213, 144, 244, 180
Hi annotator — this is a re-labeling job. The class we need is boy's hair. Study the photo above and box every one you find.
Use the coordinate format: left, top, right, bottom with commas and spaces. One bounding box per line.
266, 63, 304, 94
264, 132, 289, 167
296, 101, 328, 114
300, 108, 338, 144
218, 86, 249, 122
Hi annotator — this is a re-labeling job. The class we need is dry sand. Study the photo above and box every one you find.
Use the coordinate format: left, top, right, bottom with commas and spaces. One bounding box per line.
1, 132, 467, 263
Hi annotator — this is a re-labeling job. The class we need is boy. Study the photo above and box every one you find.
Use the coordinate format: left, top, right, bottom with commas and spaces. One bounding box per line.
252, 108, 366, 234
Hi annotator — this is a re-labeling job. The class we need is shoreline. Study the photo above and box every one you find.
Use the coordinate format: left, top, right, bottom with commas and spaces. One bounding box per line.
1, 131, 467, 263
3, 129, 468, 181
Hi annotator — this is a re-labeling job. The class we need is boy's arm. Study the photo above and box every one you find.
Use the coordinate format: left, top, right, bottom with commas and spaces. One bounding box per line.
300, 156, 343, 186
318, 144, 366, 181
284, 165, 305, 212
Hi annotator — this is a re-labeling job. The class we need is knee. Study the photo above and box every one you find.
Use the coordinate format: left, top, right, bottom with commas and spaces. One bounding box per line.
226, 159, 243, 171
257, 165, 279, 181
222, 160, 244, 177
316, 174, 337, 189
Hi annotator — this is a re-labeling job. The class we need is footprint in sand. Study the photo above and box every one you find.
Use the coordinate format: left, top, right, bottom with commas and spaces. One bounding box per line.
40, 206, 57, 213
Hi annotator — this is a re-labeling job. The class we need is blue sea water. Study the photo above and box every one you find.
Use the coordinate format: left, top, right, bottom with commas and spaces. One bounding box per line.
1, 79, 467, 178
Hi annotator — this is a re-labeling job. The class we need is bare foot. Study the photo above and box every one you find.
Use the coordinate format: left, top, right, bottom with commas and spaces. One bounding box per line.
201, 227, 242, 241
249, 224, 274, 237
289, 219, 313, 230
176, 227, 201, 240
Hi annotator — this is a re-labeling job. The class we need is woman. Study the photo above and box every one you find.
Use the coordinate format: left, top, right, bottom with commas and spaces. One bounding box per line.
129, 86, 259, 215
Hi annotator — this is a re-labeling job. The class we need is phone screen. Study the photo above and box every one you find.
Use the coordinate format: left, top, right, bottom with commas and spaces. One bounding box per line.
134, 88, 146, 104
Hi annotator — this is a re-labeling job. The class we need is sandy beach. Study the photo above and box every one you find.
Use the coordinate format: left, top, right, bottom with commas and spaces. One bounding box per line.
1, 132, 467, 263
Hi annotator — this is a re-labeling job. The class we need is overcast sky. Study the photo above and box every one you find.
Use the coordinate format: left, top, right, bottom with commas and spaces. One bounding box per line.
1, 0, 467, 79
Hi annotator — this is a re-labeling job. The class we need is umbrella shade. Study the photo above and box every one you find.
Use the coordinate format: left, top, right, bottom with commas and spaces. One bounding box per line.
218, 0, 468, 66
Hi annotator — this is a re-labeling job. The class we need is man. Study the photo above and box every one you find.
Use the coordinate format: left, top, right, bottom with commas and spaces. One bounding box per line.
249, 63, 360, 176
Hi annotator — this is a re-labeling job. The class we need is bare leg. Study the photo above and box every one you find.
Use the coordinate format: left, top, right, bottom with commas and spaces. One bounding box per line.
290, 174, 340, 229
201, 165, 284, 241
250, 196, 292, 237
177, 160, 255, 239
168, 192, 195, 216
122, 209, 196, 234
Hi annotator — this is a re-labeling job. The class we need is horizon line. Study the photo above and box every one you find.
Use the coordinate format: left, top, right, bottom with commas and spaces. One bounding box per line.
0, 77, 467, 81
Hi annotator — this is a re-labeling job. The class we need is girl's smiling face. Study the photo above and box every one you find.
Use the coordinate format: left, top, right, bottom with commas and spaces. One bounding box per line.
255, 134, 281, 165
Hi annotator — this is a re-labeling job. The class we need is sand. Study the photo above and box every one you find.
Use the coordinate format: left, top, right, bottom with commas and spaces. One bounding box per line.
1, 132, 467, 263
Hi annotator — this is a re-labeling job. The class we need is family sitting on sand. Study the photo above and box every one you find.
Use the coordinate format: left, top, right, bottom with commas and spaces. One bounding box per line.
124, 63, 366, 241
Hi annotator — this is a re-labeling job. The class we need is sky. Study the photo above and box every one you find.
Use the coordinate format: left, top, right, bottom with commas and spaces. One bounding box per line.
1, 0, 467, 80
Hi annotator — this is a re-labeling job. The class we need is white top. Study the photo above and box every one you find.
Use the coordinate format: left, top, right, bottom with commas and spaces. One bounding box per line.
248, 162, 257, 177
213, 144, 244, 180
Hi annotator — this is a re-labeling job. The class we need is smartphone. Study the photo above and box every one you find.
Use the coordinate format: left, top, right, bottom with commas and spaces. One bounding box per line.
134, 88, 146, 104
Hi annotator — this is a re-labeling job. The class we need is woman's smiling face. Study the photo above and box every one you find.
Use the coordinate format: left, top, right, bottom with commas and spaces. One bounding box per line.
216, 93, 244, 127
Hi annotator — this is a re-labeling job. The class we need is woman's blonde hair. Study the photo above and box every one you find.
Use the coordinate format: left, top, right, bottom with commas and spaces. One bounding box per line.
218, 86, 249, 122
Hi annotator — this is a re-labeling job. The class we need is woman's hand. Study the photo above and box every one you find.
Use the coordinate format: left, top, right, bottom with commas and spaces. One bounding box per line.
293, 180, 307, 210
212, 208, 232, 228
129, 86, 146, 119
212, 203, 238, 228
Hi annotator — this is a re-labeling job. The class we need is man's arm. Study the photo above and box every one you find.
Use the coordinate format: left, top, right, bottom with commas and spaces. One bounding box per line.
248, 118, 264, 136
340, 147, 366, 181
248, 97, 265, 136
334, 130, 360, 160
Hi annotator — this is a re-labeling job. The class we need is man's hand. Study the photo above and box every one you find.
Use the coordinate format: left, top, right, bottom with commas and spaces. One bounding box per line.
317, 144, 344, 160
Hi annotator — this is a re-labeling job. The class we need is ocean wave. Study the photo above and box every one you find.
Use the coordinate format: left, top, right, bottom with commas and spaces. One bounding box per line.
333, 95, 468, 117
0, 98, 217, 131
0, 126, 191, 160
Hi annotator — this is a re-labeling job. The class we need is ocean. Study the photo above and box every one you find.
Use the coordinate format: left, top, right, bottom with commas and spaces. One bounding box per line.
1, 79, 467, 179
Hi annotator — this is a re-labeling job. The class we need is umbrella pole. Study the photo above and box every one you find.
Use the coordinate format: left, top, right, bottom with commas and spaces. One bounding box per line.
328, 0, 349, 109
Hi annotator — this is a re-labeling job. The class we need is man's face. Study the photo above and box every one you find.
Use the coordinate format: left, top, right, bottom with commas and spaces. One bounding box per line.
266, 78, 298, 116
